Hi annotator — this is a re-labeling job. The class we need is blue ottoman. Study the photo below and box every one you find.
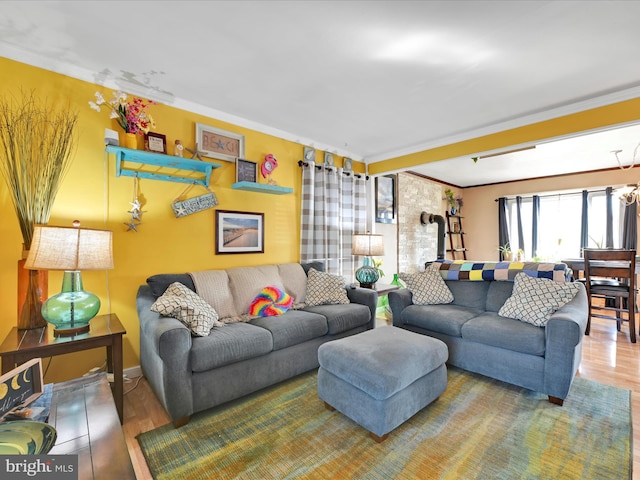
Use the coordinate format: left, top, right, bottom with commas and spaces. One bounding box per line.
318, 325, 448, 442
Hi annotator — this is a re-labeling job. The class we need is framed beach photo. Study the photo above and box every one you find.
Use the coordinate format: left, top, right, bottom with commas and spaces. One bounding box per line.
375, 174, 396, 224
195, 123, 245, 162
216, 210, 264, 254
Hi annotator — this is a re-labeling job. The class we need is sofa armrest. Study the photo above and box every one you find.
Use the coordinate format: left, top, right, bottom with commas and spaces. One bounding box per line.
388, 288, 413, 327
346, 287, 378, 328
543, 282, 588, 399
137, 285, 194, 420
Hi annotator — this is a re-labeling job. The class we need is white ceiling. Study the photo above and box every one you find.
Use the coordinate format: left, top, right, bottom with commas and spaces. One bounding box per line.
1, 0, 640, 187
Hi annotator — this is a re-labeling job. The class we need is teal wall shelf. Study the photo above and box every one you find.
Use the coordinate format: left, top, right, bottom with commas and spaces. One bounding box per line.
106, 146, 222, 186
232, 181, 293, 195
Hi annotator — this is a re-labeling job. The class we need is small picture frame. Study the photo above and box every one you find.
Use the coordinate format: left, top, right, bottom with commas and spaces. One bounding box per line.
343, 157, 353, 171
0, 358, 44, 420
375, 174, 397, 224
236, 159, 258, 183
145, 132, 167, 154
324, 152, 334, 166
196, 123, 245, 162
216, 210, 264, 254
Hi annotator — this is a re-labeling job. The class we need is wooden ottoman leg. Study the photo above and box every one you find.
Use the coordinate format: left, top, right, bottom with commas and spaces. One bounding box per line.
324, 402, 335, 411
370, 431, 389, 443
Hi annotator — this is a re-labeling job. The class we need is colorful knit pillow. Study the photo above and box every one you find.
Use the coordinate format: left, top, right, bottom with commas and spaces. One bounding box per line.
249, 286, 293, 317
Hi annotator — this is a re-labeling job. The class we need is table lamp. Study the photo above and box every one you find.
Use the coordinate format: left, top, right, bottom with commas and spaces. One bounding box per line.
24, 221, 114, 336
352, 233, 384, 288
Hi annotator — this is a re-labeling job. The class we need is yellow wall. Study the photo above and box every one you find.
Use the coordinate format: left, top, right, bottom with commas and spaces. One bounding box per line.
0, 58, 364, 382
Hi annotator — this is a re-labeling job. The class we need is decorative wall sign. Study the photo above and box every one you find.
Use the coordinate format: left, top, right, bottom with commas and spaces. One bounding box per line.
375, 174, 397, 224
172, 184, 218, 218
216, 210, 264, 254
324, 152, 334, 166
236, 159, 257, 183
195, 123, 245, 162
0, 358, 44, 420
145, 132, 167, 154
303, 147, 316, 162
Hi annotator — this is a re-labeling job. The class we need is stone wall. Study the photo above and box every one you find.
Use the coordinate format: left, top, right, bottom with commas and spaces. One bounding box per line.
397, 172, 442, 273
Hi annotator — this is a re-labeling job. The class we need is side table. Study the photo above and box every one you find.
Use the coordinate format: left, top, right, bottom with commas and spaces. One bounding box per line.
49, 373, 135, 479
0, 313, 126, 424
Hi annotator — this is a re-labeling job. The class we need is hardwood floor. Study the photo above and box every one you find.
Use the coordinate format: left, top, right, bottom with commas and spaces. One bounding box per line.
122, 317, 640, 479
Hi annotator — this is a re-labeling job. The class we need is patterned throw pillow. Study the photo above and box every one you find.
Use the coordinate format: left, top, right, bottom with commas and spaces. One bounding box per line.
304, 268, 350, 307
399, 264, 454, 305
498, 272, 580, 326
249, 286, 294, 316
150, 282, 224, 336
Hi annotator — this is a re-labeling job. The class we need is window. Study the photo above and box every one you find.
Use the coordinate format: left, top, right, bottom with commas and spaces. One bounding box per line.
505, 189, 623, 261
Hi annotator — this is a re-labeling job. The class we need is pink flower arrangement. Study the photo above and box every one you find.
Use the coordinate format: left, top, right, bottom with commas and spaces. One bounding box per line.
89, 91, 156, 135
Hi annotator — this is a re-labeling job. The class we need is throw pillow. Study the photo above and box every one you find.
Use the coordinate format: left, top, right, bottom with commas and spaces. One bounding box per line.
498, 272, 580, 327
150, 282, 224, 336
248, 286, 294, 316
399, 264, 454, 305
304, 268, 350, 307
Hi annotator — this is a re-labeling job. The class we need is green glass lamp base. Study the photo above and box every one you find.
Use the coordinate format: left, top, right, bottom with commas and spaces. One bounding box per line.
42, 271, 100, 336
355, 265, 380, 289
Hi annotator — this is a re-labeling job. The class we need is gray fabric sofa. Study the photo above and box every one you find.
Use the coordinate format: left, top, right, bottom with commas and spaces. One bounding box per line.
137, 262, 377, 426
388, 276, 588, 405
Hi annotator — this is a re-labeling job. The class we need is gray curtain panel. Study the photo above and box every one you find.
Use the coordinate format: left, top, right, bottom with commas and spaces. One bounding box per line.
300, 161, 367, 279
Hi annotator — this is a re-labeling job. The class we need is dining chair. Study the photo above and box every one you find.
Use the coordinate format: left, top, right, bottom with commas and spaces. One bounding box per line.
583, 248, 637, 343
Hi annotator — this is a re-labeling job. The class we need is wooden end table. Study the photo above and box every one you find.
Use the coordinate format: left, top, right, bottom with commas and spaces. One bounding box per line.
0, 313, 126, 424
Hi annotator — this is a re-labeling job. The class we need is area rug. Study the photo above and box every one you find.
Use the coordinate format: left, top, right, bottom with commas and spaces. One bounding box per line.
137, 368, 632, 479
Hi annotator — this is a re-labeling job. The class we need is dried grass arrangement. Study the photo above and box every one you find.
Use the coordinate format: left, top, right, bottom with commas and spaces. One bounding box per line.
0, 91, 78, 329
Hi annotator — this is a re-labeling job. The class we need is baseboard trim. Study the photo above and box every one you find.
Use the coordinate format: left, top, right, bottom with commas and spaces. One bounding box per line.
125, 365, 142, 378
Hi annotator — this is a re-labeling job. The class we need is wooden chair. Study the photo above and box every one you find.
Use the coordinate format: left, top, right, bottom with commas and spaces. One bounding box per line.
583, 248, 637, 343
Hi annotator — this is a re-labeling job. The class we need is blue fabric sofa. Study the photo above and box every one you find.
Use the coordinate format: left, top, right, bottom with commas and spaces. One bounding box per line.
388, 262, 588, 405
137, 262, 377, 426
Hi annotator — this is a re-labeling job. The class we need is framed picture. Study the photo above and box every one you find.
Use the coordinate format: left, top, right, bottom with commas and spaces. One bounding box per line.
0, 358, 44, 420
216, 210, 264, 254
375, 174, 396, 224
145, 132, 167, 154
195, 123, 245, 162
236, 159, 257, 183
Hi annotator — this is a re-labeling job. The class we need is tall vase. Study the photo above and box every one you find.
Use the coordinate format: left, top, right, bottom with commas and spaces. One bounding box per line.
17, 249, 48, 330
124, 132, 137, 150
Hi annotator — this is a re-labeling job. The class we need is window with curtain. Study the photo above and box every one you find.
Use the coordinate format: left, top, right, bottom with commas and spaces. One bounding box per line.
299, 161, 367, 278
502, 188, 625, 261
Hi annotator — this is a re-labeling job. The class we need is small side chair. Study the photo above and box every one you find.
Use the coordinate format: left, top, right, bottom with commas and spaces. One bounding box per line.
583, 248, 637, 343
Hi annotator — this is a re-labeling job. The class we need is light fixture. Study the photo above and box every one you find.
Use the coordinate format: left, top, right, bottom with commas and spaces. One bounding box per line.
618, 183, 640, 206
612, 142, 640, 170
24, 221, 114, 336
352, 233, 384, 288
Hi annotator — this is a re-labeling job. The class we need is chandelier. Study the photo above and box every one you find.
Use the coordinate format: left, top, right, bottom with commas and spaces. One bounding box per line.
618, 183, 640, 206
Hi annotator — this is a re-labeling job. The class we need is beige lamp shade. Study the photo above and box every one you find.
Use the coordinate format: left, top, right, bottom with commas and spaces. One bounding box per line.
352, 234, 385, 256
25, 224, 114, 271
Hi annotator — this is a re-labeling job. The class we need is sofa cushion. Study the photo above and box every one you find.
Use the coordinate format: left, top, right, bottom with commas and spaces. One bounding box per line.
485, 281, 515, 312
400, 304, 482, 337
498, 273, 580, 326
447, 280, 490, 310
303, 303, 371, 334
150, 282, 224, 336
305, 268, 350, 306
227, 265, 285, 314
250, 310, 328, 350
399, 265, 454, 305
278, 263, 308, 305
249, 286, 293, 316
190, 322, 274, 372
147, 273, 195, 298
461, 312, 546, 356
189, 270, 239, 320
